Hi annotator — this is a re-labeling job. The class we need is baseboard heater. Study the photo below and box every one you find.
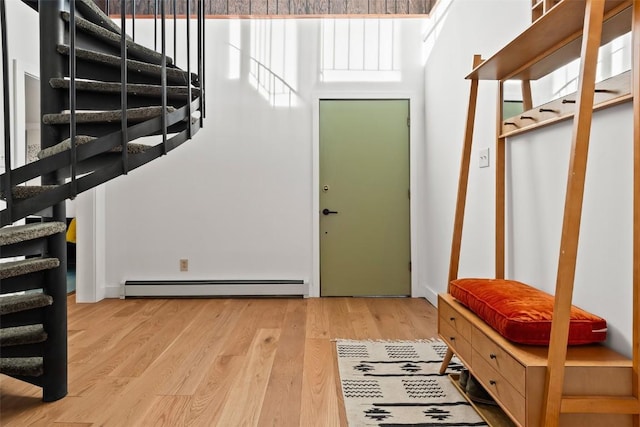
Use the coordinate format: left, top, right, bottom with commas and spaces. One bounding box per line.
123, 279, 307, 298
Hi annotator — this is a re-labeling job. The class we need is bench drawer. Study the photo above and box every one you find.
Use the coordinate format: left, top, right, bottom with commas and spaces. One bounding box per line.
440, 320, 472, 364
438, 296, 472, 340
472, 349, 526, 426
472, 327, 526, 395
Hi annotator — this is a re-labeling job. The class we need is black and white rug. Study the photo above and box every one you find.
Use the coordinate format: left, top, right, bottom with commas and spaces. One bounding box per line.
335, 339, 489, 426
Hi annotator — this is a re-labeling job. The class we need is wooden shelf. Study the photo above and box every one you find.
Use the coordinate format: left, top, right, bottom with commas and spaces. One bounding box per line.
531, 0, 544, 22
466, 0, 632, 81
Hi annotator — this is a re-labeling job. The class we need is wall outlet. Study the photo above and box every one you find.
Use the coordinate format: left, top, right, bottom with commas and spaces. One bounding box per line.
179, 259, 189, 272
479, 148, 490, 168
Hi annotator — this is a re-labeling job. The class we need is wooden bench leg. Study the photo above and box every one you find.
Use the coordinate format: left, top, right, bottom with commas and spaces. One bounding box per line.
439, 348, 454, 374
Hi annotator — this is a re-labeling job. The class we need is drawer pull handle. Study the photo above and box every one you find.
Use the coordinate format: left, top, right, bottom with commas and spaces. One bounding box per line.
449, 317, 455, 321
450, 337, 456, 341
489, 380, 497, 386
490, 353, 497, 359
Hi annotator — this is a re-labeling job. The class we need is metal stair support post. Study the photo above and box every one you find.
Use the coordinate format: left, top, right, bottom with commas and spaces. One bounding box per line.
173, 0, 177, 60
186, 0, 192, 138
161, 0, 167, 154
69, 0, 77, 198
153, 0, 158, 51
120, 0, 128, 175
198, 0, 205, 123
38, 0, 68, 402
1, 0, 12, 218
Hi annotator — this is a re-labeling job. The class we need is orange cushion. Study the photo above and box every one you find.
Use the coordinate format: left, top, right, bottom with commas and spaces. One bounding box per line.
449, 278, 607, 345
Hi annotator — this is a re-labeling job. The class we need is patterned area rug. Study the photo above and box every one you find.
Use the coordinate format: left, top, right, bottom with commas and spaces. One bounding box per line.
335, 339, 489, 426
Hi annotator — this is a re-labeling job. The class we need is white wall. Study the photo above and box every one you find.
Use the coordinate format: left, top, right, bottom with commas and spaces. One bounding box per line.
2, 1, 39, 176
422, 0, 529, 302
423, 0, 633, 356
86, 18, 427, 298
508, 104, 633, 356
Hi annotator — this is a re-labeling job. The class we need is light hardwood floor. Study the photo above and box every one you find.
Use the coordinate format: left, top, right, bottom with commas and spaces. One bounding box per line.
1, 296, 439, 426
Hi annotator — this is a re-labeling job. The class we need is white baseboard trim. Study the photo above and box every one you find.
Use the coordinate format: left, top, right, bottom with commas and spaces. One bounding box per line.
423, 285, 439, 307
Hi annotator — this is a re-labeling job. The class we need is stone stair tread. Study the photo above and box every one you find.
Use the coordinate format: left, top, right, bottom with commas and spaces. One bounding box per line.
49, 78, 200, 98
108, 143, 149, 155
38, 135, 95, 159
0, 292, 53, 315
0, 222, 66, 246
61, 11, 173, 66
75, 0, 132, 41
1, 185, 59, 201
0, 357, 44, 377
37, 135, 150, 159
42, 106, 176, 125
0, 258, 60, 281
0, 324, 47, 347
57, 45, 197, 86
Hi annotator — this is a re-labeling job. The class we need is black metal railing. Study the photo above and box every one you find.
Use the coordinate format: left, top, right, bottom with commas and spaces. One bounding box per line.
119, 0, 129, 174
69, 0, 78, 197
1, 0, 12, 215
101, 0, 206, 151
0, 0, 206, 226
0, 0, 205, 401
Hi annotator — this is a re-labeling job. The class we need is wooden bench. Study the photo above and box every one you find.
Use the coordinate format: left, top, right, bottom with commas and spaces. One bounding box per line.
438, 293, 633, 427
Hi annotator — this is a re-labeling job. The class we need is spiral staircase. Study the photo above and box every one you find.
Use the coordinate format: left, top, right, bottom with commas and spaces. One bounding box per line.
0, 0, 204, 401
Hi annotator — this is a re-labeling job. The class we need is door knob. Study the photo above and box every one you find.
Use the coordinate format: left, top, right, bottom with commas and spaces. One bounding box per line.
322, 208, 338, 215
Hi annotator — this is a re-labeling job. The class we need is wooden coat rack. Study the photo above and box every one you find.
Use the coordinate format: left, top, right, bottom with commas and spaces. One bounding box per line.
440, 1, 640, 426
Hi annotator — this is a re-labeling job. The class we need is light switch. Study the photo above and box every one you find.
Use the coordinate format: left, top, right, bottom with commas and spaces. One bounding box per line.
479, 148, 490, 168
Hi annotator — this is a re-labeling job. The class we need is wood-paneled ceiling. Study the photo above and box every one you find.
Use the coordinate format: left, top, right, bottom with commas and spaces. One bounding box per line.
95, 0, 435, 17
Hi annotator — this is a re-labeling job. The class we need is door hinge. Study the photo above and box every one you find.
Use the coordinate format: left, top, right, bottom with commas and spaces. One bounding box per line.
409, 262, 412, 272
408, 189, 411, 199
407, 117, 410, 127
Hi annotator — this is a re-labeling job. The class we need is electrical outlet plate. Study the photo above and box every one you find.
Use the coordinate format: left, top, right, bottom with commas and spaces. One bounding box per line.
479, 148, 490, 168
180, 259, 188, 272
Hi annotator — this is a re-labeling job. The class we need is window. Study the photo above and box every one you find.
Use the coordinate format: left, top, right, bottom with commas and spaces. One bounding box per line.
321, 19, 401, 82
534, 32, 631, 104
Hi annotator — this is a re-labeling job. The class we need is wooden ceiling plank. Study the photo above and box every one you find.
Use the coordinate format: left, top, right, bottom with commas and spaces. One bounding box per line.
291, 0, 307, 15
369, 0, 385, 14
212, 0, 228, 15
329, 0, 347, 15
408, 0, 425, 15
348, 0, 369, 14
252, 0, 269, 15
310, 0, 330, 15
101, 0, 434, 16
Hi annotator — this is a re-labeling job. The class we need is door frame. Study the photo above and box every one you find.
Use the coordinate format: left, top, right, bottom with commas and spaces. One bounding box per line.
311, 92, 422, 298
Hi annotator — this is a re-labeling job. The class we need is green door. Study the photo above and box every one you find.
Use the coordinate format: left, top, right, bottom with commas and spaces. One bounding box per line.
320, 99, 411, 296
